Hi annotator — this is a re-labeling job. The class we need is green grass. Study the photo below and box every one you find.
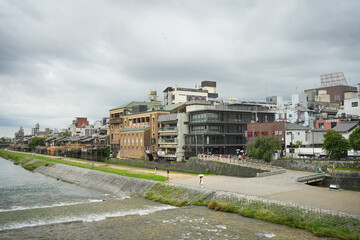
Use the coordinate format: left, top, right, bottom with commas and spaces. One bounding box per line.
333, 168, 360, 171
207, 199, 360, 240
0, 150, 168, 182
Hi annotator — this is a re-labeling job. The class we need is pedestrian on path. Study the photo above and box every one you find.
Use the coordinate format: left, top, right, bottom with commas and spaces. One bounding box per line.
155, 166, 157, 174
199, 174, 204, 188
242, 153, 246, 162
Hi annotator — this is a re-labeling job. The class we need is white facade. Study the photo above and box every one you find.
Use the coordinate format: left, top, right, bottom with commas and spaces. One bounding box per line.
164, 81, 218, 105
337, 96, 360, 117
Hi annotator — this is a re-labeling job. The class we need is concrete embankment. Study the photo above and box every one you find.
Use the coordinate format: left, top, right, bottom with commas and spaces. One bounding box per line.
35, 164, 158, 197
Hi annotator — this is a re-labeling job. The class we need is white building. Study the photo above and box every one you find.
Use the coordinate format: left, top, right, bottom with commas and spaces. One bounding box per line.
285, 123, 326, 158
337, 92, 360, 117
163, 81, 218, 105
157, 113, 189, 161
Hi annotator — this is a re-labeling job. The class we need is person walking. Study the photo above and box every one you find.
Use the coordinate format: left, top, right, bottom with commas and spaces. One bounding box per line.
242, 153, 246, 162
199, 174, 204, 188
155, 166, 157, 174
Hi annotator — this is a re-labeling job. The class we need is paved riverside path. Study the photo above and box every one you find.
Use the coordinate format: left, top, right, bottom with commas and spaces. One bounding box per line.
170, 170, 360, 217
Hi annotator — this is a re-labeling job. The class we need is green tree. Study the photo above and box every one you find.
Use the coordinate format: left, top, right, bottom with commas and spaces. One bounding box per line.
247, 135, 282, 162
103, 146, 110, 158
349, 126, 360, 150
323, 130, 349, 160
61, 131, 72, 137
293, 141, 302, 148
28, 137, 46, 151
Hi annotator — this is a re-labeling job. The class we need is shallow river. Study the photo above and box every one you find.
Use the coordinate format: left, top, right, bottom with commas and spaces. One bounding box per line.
0, 157, 334, 239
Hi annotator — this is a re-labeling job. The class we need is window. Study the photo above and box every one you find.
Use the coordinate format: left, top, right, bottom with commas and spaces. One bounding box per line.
352, 102, 358, 107
319, 123, 324, 129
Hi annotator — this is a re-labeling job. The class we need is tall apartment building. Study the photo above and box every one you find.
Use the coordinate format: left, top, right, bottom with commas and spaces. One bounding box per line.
163, 81, 218, 105
157, 112, 188, 161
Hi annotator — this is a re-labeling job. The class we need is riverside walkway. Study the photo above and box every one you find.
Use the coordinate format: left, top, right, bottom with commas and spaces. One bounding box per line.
171, 169, 360, 217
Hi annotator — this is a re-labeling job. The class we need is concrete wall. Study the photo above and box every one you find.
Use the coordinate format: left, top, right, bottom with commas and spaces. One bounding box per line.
106, 158, 266, 178
250, 158, 360, 172
35, 164, 157, 197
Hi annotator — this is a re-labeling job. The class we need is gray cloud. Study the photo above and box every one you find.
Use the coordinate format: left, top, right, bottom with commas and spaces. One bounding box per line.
0, 0, 359, 136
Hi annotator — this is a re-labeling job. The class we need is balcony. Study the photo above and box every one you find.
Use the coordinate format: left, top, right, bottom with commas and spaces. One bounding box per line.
158, 126, 178, 132
158, 138, 178, 144
109, 118, 122, 124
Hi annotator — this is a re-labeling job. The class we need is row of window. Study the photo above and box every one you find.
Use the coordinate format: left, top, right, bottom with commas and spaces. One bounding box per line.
247, 131, 283, 138
185, 135, 246, 145
190, 125, 246, 133
120, 145, 143, 151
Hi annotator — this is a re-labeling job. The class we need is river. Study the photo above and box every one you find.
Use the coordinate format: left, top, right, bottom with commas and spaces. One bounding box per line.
0, 157, 333, 239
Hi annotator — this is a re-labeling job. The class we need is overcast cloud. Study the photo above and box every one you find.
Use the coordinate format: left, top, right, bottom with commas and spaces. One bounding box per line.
1, 0, 359, 136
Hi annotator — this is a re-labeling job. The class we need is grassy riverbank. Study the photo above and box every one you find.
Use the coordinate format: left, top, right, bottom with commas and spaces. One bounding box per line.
0, 150, 167, 182
145, 183, 360, 240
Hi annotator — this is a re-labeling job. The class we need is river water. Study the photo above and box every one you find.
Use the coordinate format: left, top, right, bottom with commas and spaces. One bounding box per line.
0, 157, 333, 239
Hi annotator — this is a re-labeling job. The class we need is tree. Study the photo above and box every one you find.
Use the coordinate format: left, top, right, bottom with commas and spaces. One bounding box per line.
247, 135, 282, 162
28, 137, 46, 151
323, 130, 349, 160
349, 126, 360, 151
61, 131, 72, 137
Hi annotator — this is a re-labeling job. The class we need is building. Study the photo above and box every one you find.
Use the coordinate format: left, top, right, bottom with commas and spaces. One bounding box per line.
163, 81, 218, 105
184, 101, 275, 157
304, 72, 357, 106
315, 119, 349, 130
109, 101, 162, 155
332, 121, 360, 139
73, 117, 89, 127
157, 112, 188, 161
285, 123, 326, 158
118, 103, 185, 159
31, 123, 40, 136
246, 122, 286, 149
14, 126, 25, 145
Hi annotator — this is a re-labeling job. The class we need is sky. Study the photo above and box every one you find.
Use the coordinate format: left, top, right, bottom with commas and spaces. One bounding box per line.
1, 0, 359, 137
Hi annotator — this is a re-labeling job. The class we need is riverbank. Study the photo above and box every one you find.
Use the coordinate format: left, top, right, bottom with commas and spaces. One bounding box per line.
1, 150, 360, 239
32, 162, 360, 239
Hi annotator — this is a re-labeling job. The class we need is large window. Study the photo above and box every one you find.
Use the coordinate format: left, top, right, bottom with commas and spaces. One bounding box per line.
192, 125, 206, 132
208, 113, 219, 121
352, 102, 358, 107
191, 113, 206, 122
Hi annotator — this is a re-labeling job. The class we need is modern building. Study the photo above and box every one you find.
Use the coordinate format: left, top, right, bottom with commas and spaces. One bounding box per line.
163, 81, 218, 105
184, 101, 275, 157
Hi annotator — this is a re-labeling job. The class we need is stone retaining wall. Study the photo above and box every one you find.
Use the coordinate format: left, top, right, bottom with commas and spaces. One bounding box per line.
250, 158, 360, 172
106, 158, 266, 178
